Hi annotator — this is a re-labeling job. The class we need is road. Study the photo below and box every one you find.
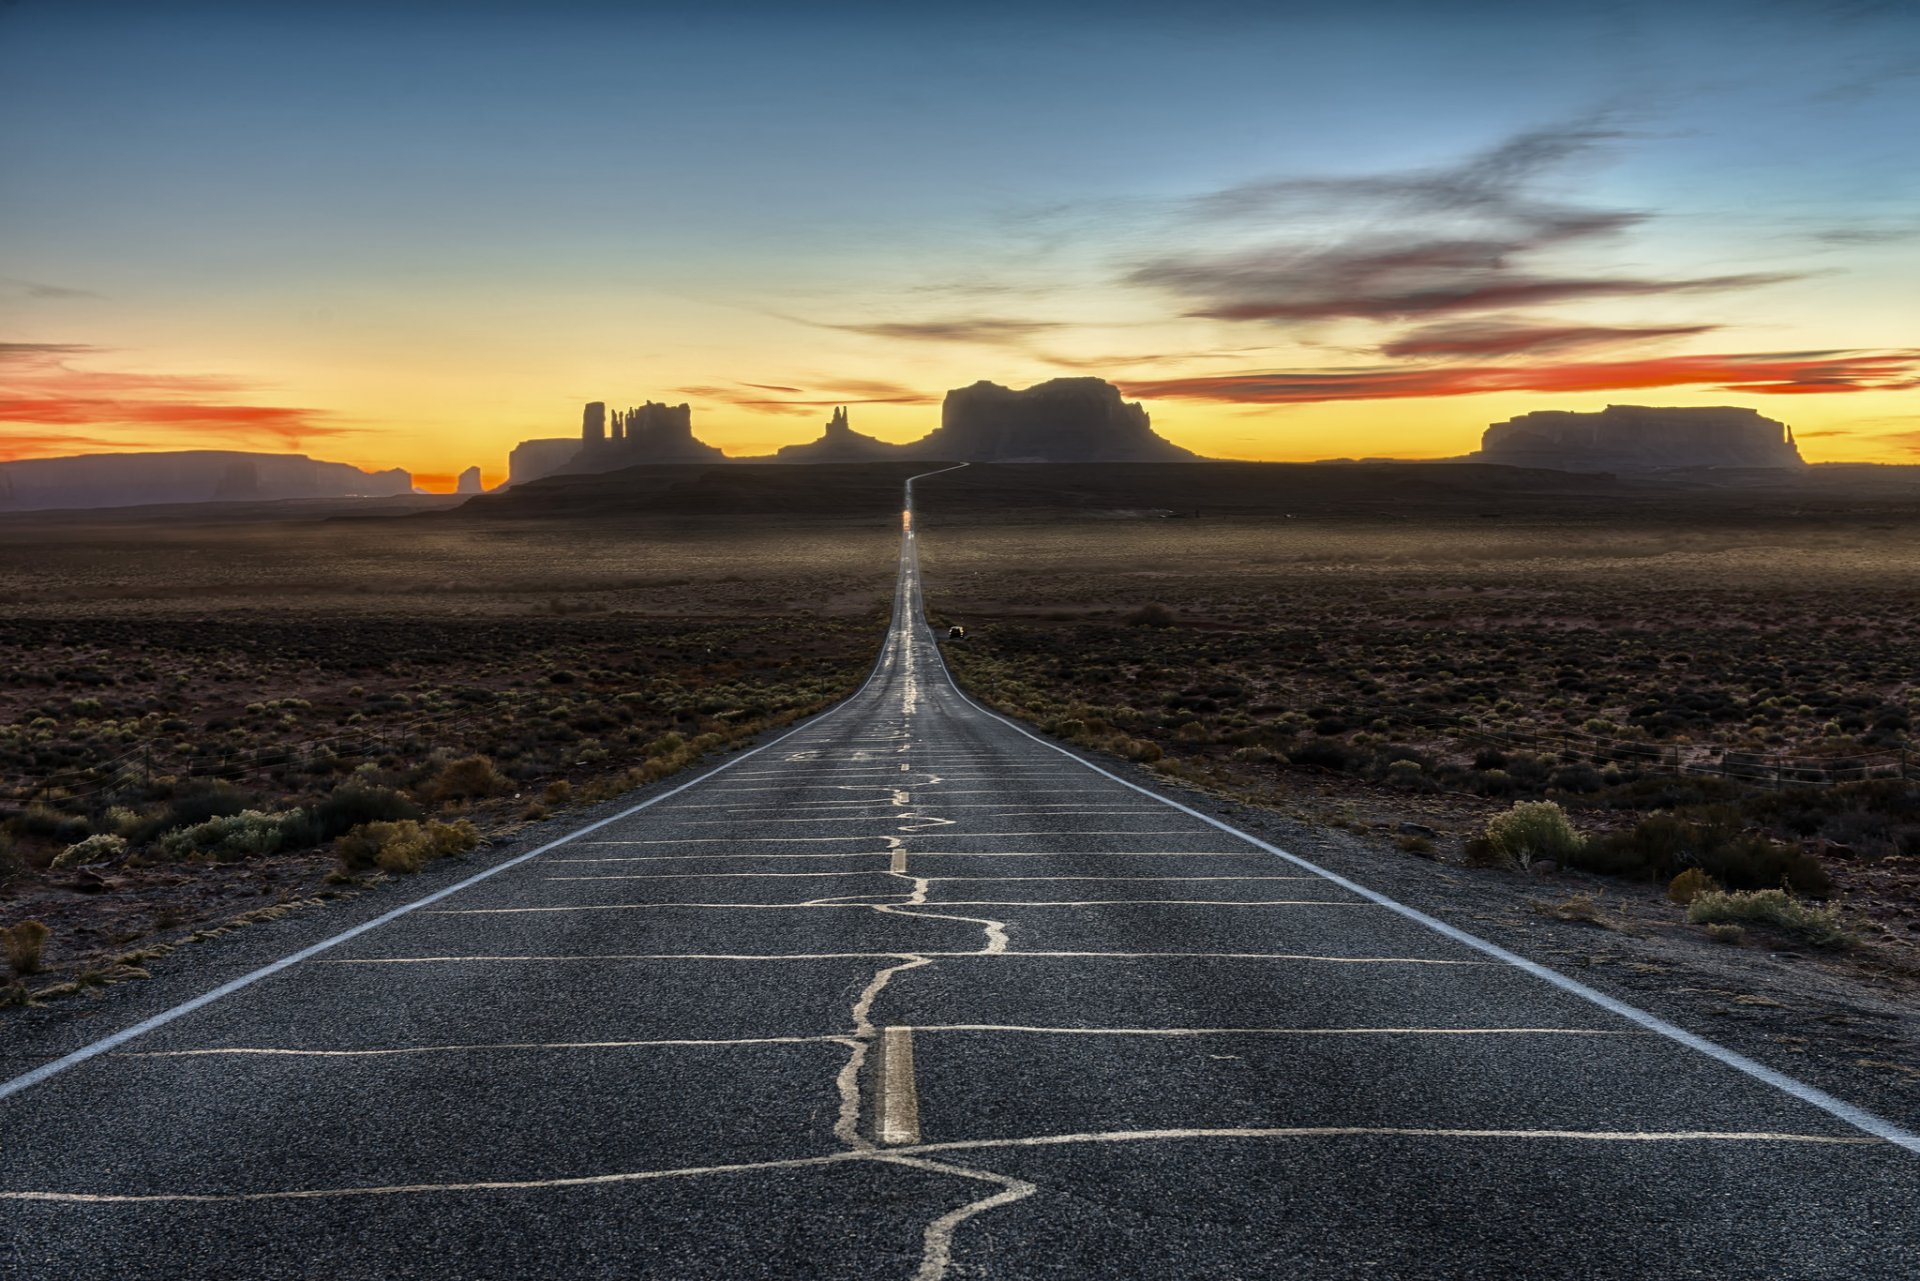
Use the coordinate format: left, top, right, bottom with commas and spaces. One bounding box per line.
3, 467, 1918, 1278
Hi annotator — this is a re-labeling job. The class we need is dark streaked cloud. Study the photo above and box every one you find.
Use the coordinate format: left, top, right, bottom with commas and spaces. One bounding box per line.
677, 379, 936, 416
1117, 349, 1920, 406
1039, 345, 1276, 371
1379, 320, 1721, 358
1811, 224, 1920, 245
1167, 267, 1794, 324
814, 317, 1063, 344
3, 278, 103, 300
0, 342, 95, 361
1126, 124, 1798, 328
1188, 124, 1626, 224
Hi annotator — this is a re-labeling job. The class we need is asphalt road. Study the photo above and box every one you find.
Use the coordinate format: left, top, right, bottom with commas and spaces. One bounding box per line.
4, 468, 1918, 1278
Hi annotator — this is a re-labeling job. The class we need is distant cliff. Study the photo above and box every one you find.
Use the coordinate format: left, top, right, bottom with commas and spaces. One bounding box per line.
770, 407, 904, 463
0, 451, 414, 512
506, 438, 580, 487
914, 378, 1197, 462
1474, 405, 1806, 472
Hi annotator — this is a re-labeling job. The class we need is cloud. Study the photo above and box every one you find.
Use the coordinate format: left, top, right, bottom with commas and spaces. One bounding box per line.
1134, 247, 1792, 325
1812, 225, 1920, 246
676, 379, 937, 416
0, 431, 156, 462
1116, 350, 1920, 406
1379, 320, 1721, 359
0, 342, 95, 362
1039, 346, 1276, 371
1188, 124, 1625, 224
814, 317, 1063, 345
810, 377, 936, 399
1126, 124, 1799, 326
3, 278, 102, 300
0, 342, 346, 450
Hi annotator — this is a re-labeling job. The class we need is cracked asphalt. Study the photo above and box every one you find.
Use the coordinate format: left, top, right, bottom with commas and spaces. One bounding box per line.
3, 468, 1917, 1279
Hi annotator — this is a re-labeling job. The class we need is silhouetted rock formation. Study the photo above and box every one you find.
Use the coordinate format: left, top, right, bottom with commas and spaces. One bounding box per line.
1475, 405, 1806, 472
771, 406, 903, 463
565, 399, 726, 471
914, 378, 1197, 462
507, 439, 580, 486
455, 466, 484, 494
614, 402, 725, 461
0, 451, 413, 513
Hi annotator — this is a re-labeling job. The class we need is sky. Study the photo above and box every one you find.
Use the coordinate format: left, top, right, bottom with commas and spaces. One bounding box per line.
2, 0, 1916, 488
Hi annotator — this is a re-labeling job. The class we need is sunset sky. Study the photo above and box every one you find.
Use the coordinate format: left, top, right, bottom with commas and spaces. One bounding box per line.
2, 0, 1916, 489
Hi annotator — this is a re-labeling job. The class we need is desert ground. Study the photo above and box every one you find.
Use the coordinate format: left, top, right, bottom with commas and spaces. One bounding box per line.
0, 494, 898, 1000
5, 462, 1917, 1120
909, 474, 1920, 1121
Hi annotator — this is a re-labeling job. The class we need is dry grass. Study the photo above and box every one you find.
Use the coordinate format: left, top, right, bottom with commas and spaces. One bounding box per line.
3, 919, 49, 976
923, 514, 1920, 948
0, 509, 895, 999
1687, 888, 1854, 949
335, 818, 481, 875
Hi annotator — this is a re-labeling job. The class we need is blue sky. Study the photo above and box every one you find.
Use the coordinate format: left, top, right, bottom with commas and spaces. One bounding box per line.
2, 0, 1915, 479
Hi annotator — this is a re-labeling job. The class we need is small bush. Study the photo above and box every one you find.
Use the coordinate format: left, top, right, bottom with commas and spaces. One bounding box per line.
20, 804, 89, 845
157, 809, 303, 862
1291, 738, 1360, 772
3, 920, 50, 976
1666, 867, 1719, 905
542, 780, 572, 805
1687, 889, 1852, 949
428, 755, 508, 802
1122, 603, 1176, 628
1533, 892, 1606, 924
311, 782, 421, 840
1484, 801, 1585, 869
1582, 812, 1832, 896
51, 833, 128, 870
335, 819, 481, 874
126, 783, 255, 852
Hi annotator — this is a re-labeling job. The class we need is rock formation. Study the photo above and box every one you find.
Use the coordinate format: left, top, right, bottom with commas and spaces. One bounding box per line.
455, 466, 484, 494
0, 451, 414, 512
1474, 405, 1806, 472
771, 406, 904, 463
912, 378, 1197, 463
521, 379, 1202, 475
563, 399, 726, 471
506, 438, 581, 486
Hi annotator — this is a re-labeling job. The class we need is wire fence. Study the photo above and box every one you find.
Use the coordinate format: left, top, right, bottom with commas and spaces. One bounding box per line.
1458, 724, 1910, 789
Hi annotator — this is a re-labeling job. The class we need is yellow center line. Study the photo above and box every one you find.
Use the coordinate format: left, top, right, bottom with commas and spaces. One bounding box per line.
876, 1027, 921, 1145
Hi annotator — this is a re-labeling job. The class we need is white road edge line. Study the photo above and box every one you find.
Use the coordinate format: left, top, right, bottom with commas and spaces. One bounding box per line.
917, 553, 1920, 1158
0, 643, 895, 1104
